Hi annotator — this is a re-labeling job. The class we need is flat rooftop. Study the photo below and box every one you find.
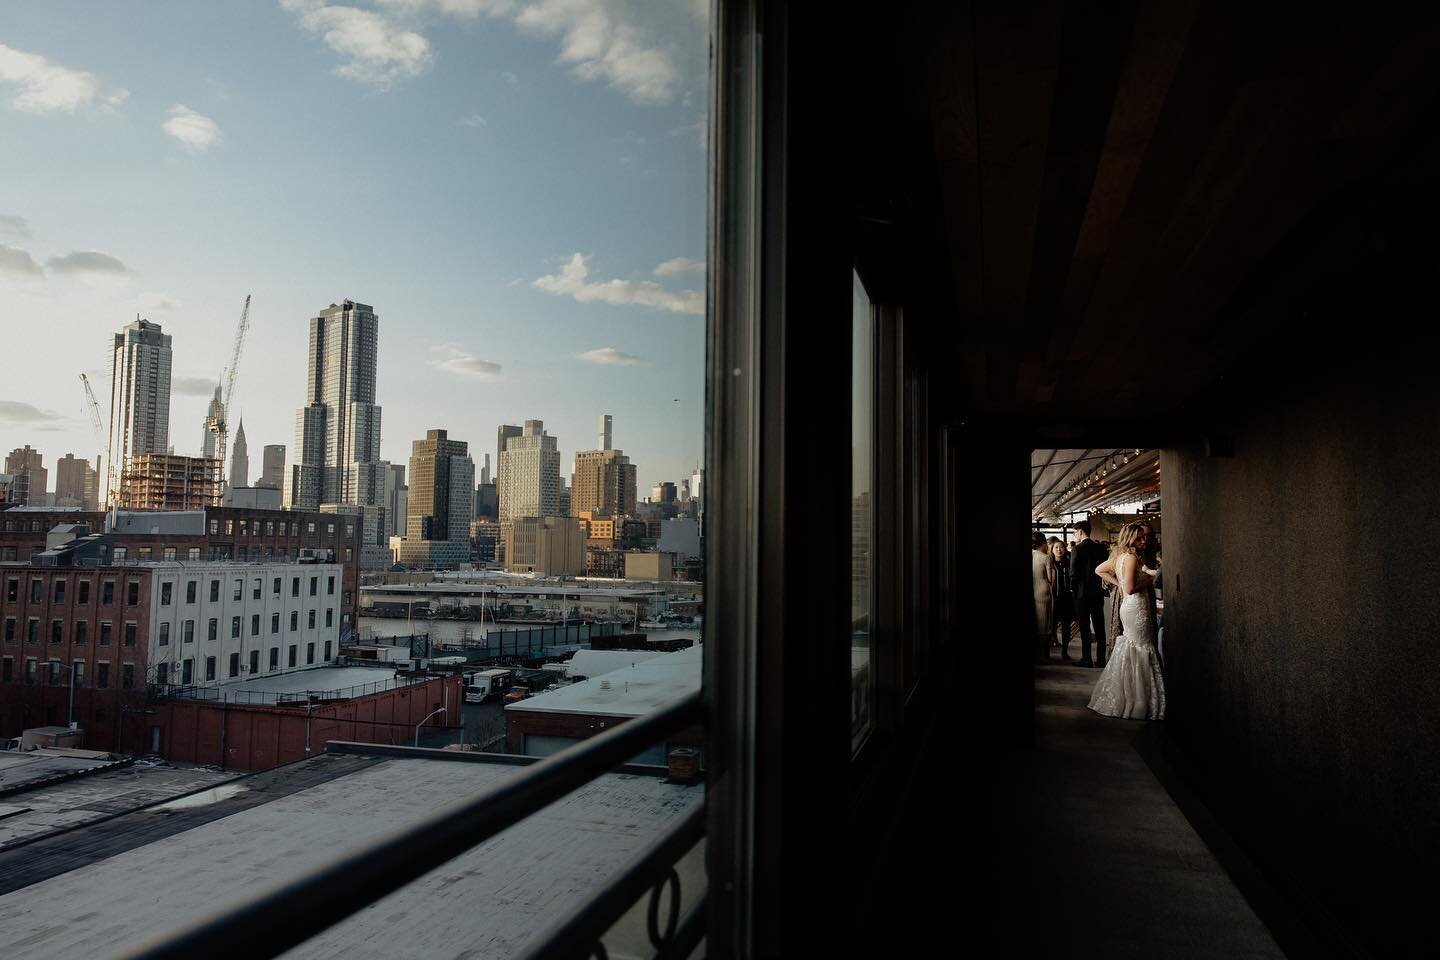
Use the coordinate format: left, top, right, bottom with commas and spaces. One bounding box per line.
364, 580, 666, 600
174, 664, 416, 702
0, 749, 701, 958
507, 644, 702, 718
0, 748, 123, 794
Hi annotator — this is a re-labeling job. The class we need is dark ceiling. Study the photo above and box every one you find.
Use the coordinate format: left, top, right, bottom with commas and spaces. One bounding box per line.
855, 4, 1440, 428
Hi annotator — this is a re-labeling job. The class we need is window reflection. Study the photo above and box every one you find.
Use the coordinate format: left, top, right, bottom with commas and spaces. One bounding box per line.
851, 271, 875, 754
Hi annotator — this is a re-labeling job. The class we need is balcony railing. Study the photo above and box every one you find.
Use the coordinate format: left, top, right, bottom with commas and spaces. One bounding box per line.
117, 690, 705, 960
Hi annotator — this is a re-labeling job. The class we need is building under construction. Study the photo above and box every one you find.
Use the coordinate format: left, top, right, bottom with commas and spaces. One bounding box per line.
117, 453, 222, 511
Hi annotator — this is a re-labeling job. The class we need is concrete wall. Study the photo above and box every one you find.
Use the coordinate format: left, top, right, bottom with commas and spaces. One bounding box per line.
1163, 355, 1439, 955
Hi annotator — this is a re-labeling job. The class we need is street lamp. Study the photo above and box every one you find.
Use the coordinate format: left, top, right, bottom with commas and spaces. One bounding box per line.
46, 660, 79, 730
414, 706, 447, 747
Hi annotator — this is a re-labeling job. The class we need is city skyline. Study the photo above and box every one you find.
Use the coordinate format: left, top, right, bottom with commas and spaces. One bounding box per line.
0, 1, 707, 494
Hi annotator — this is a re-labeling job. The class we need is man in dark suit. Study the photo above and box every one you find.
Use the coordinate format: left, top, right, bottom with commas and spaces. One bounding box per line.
1067, 519, 1108, 667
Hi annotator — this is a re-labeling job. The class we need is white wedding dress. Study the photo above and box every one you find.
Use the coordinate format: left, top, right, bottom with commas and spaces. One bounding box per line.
1087, 556, 1166, 720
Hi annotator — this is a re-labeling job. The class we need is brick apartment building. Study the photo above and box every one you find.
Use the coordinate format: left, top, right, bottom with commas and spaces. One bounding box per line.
0, 504, 362, 626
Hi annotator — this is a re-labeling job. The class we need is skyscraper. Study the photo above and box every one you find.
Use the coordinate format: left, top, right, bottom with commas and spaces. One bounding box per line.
396, 429, 474, 568
109, 317, 173, 487
497, 420, 560, 521
54, 453, 98, 510
572, 414, 637, 518
286, 300, 383, 511
4, 446, 47, 506
229, 419, 249, 490
201, 385, 223, 458
257, 444, 285, 490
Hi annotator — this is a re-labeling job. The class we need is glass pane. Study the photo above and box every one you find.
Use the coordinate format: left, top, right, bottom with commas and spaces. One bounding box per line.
851, 271, 875, 754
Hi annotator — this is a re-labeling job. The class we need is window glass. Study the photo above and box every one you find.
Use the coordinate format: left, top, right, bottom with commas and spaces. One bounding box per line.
850, 270, 876, 755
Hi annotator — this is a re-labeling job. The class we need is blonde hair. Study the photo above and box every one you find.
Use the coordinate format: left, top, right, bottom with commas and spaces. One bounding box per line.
1115, 522, 1147, 558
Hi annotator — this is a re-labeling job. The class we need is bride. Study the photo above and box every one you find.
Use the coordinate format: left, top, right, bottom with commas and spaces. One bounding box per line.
1087, 522, 1166, 720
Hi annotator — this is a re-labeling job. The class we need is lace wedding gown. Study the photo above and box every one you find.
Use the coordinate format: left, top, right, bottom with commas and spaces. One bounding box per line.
1087, 557, 1166, 720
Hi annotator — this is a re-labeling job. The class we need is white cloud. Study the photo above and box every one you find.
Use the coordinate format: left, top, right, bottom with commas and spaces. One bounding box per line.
173, 375, 220, 397
377, 0, 516, 16
0, 215, 32, 241
534, 253, 703, 316
577, 346, 646, 366
46, 250, 131, 276
0, 43, 98, 113
499, 70, 519, 87
654, 256, 703, 277
283, 0, 433, 88
460, 113, 487, 128
515, 0, 681, 105
0, 400, 67, 427
0, 244, 44, 278
430, 345, 502, 379
163, 104, 221, 151
103, 88, 130, 111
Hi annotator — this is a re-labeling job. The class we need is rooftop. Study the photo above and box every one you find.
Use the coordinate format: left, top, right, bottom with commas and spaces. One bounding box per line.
506, 644, 702, 718
171, 664, 416, 703
0, 748, 124, 795
564, 647, 667, 679
364, 580, 666, 600
0, 749, 700, 958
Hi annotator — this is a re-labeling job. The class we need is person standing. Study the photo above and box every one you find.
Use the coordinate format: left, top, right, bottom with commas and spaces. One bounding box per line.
1031, 531, 1054, 663
1068, 519, 1108, 667
1088, 522, 1166, 719
1049, 539, 1075, 660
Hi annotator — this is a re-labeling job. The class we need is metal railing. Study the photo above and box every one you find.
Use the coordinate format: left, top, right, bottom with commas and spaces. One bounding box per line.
155, 674, 422, 705
117, 690, 705, 960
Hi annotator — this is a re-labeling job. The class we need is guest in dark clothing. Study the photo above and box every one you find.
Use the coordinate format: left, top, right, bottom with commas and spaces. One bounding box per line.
1049, 539, 1075, 660
1067, 519, 1109, 667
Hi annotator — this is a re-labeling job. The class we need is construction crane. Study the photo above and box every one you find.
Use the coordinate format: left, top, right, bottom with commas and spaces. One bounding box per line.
79, 372, 113, 508
214, 294, 252, 485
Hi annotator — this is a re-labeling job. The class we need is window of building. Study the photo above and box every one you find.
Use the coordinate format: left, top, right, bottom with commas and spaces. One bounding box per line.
100, 621, 111, 646
252, 578, 261, 600
180, 659, 191, 684
232, 578, 242, 602
323, 640, 332, 661
272, 576, 281, 596
121, 663, 134, 689
345, 523, 354, 538
186, 580, 197, 603
209, 579, 220, 602
266, 520, 274, 536
208, 618, 218, 642
113, 546, 126, 562
308, 609, 316, 630
226, 520, 234, 535
137, 547, 152, 561
75, 620, 86, 645
161, 582, 173, 606
345, 547, 352, 562
127, 581, 139, 606
269, 647, 279, 670
184, 619, 194, 643
209, 519, 219, 535
28, 618, 39, 643
325, 608, 333, 628
271, 612, 280, 634
290, 611, 298, 631
53, 580, 65, 604
3, 618, 12, 643
850, 269, 877, 755
156, 662, 168, 685
124, 622, 136, 646
102, 581, 114, 605
326, 522, 335, 536
309, 576, 318, 597
24, 658, 36, 685
306, 642, 315, 664
239, 519, 248, 537
307, 522, 315, 534
231, 616, 241, 639
291, 577, 299, 597
228, 651, 239, 678
288, 645, 297, 667
1, 657, 10, 683
78, 580, 90, 604
97, 661, 109, 688
5, 578, 16, 602
73, 660, 85, 687
48, 659, 61, 685
50, 620, 62, 644
344, 590, 352, 608
188, 547, 201, 561
327, 575, 335, 595
159, 622, 169, 646
30, 579, 41, 603
205, 656, 216, 681
279, 521, 287, 536
163, 547, 177, 561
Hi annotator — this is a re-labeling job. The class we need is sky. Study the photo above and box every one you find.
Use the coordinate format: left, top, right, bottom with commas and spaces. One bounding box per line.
0, 0, 708, 495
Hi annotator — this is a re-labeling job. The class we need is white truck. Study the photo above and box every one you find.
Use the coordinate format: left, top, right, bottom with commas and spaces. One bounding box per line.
464, 668, 513, 703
